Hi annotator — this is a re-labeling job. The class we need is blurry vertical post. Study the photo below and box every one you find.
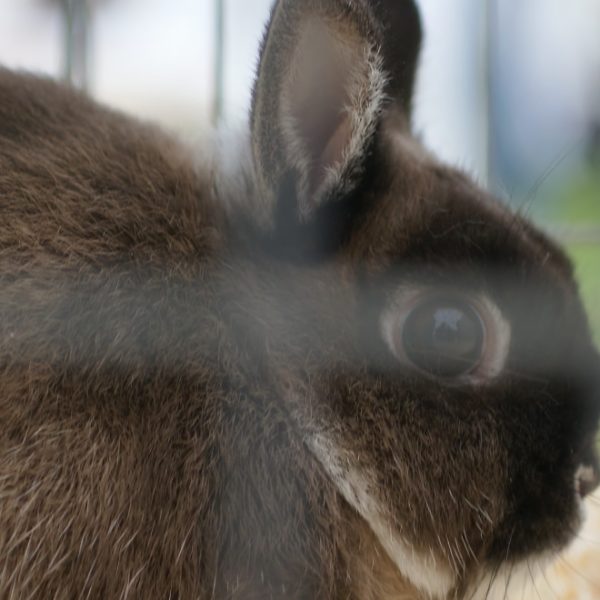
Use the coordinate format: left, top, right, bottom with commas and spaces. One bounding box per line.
483, 0, 495, 190
212, 0, 225, 124
60, 0, 91, 90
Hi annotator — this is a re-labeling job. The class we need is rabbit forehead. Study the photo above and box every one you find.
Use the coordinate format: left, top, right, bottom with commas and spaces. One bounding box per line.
344, 128, 574, 285
308, 432, 455, 598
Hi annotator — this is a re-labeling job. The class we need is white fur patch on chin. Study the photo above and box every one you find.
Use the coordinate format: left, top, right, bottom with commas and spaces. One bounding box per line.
309, 433, 455, 600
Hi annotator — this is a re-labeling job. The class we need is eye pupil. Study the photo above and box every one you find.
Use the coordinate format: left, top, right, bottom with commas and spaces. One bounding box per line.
402, 297, 484, 378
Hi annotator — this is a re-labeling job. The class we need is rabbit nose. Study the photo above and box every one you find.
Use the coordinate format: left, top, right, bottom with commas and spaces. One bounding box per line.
575, 463, 599, 498
574, 430, 600, 498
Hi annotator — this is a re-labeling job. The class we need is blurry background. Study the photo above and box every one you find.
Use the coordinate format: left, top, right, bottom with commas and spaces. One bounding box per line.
0, 0, 598, 342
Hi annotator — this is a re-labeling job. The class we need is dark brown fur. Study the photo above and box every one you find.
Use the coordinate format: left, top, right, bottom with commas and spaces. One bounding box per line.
1, 1, 599, 598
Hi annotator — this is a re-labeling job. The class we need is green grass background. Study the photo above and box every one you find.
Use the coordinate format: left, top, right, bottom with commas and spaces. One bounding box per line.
568, 244, 600, 345
554, 170, 600, 345
547, 168, 599, 451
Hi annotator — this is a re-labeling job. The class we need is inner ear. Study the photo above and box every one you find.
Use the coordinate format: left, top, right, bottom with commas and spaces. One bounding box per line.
280, 20, 373, 213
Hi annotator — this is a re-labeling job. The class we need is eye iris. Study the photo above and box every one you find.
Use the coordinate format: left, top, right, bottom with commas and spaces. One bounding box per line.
402, 297, 484, 378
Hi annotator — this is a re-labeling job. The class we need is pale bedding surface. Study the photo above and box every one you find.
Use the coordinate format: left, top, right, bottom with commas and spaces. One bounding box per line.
527, 493, 600, 600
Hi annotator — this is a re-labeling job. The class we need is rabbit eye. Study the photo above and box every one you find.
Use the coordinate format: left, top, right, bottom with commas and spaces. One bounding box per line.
401, 296, 484, 378
381, 290, 510, 382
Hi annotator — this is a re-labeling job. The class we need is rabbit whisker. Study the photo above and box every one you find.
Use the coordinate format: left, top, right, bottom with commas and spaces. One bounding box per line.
526, 560, 544, 600
502, 563, 514, 600
482, 562, 502, 600
537, 561, 561, 600
462, 497, 494, 528
502, 139, 583, 250
500, 527, 516, 600
520, 573, 528, 600
519, 141, 582, 221
460, 530, 478, 562
557, 556, 600, 589
465, 567, 490, 600
532, 565, 560, 600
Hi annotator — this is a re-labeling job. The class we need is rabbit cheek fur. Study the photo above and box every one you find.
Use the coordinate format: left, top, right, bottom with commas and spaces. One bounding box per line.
1, 1, 599, 600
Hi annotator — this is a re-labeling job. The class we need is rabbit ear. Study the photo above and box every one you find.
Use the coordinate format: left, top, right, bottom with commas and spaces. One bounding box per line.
250, 0, 422, 230
368, 0, 422, 114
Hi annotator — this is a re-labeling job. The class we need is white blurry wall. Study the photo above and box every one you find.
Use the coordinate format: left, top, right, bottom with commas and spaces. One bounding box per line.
0, 0, 598, 189
0, 1, 62, 75
494, 0, 600, 190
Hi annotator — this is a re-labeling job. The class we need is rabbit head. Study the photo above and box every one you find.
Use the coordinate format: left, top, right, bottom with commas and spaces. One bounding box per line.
239, 0, 600, 597
0, 1, 598, 599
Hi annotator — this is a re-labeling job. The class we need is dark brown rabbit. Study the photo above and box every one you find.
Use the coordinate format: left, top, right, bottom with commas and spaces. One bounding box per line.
0, 1, 599, 599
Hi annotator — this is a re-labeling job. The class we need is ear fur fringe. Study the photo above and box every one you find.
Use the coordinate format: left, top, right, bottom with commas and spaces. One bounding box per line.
280, 44, 388, 222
